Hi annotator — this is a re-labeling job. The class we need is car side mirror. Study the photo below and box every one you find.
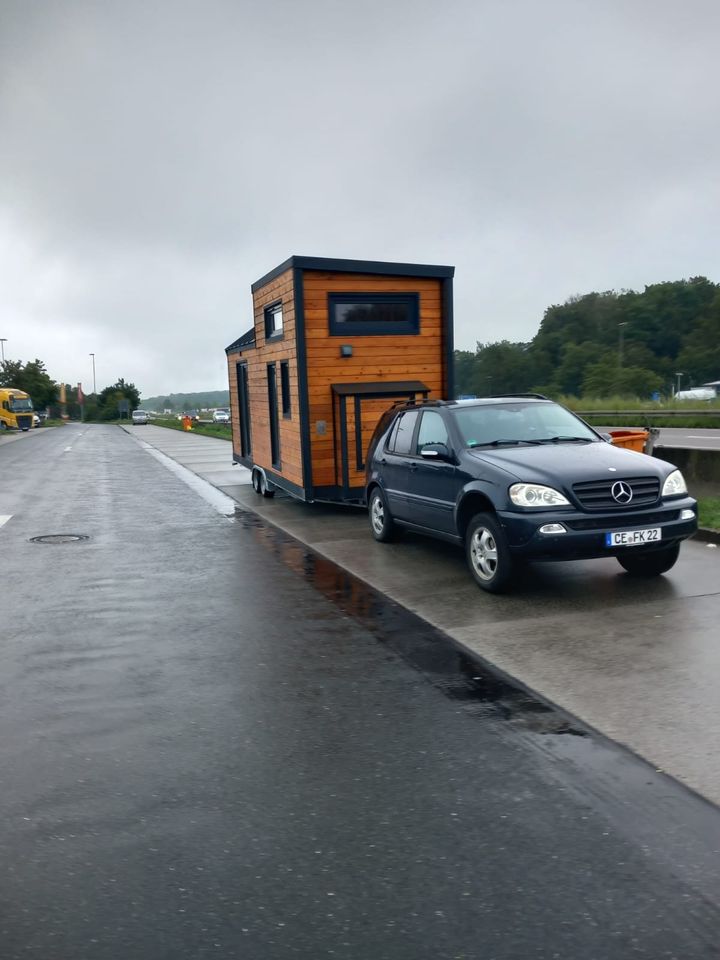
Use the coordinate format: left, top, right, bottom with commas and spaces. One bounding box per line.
599, 432, 613, 443
420, 442, 452, 461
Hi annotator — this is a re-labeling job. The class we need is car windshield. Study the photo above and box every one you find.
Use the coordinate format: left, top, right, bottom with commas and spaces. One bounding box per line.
452, 401, 598, 448
9, 397, 33, 412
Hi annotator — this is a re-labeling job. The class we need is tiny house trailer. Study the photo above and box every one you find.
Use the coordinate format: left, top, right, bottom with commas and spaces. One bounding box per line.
226, 256, 454, 503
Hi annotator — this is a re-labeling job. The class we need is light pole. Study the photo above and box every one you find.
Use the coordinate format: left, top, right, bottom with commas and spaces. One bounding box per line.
0, 338, 6, 363
675, 372, 684, 395
89, 353, 97, 395
617, 322, 628, 368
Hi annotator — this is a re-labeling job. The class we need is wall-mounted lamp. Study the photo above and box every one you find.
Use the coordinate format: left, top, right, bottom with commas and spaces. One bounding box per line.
340, 344, 353, 358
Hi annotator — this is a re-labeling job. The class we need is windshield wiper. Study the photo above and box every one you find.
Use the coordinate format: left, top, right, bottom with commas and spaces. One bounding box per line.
535, 436, 594, 444
470, 438, 542, 448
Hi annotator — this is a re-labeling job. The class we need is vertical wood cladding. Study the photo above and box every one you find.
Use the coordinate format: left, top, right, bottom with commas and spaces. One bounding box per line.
303, 272, 446, 488
227, 268, 304, 487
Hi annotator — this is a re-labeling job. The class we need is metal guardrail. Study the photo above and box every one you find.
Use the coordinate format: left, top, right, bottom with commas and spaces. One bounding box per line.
577, 410, 720, 418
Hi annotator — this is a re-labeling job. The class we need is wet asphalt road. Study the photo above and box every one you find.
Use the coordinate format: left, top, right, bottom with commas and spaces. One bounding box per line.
1, 425, 719, 959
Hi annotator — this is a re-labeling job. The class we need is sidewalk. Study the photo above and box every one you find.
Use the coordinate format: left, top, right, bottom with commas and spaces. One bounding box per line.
127, 424, 720, 805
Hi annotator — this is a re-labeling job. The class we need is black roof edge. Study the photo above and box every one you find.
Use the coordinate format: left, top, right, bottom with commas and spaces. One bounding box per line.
225, 326, 256, 354
251, 256, 455, 292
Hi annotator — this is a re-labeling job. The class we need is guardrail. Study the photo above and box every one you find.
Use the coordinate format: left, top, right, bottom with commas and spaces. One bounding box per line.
577, 409, 720, 418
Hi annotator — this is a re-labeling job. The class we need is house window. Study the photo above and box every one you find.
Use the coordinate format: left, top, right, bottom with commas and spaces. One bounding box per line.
280, 361, 291, 418
328, 293, 419, 336
265, 302, 283, 340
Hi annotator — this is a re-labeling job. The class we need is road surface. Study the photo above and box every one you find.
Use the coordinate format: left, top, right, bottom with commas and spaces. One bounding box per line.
1, 424, 718, 959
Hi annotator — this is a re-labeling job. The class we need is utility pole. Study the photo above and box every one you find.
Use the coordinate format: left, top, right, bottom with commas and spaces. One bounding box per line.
675, 372, 684, 395
89, 353, 97, 395
617, 322, 628, 368
0, 338, 7, 363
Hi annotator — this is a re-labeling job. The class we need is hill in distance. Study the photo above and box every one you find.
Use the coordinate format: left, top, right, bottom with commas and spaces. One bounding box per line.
140, 390, 230, 412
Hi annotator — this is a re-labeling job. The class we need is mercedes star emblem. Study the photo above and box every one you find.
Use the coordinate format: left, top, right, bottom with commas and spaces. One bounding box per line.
611, 480, 633, 504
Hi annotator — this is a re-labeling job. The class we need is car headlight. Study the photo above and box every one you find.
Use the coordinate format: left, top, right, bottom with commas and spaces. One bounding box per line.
509, 483, 570, 507
662, 469, 687, 497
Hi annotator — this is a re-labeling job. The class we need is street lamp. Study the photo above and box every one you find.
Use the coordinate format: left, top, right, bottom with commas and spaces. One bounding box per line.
89, 353, 97, 395
0, 338, 7, 363
617, 322, 628, 368
675, 372, 684, 395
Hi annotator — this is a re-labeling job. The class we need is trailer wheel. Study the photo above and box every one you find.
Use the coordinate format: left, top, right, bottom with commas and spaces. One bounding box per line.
251, 468, 262, 495
258, 471, 275, 499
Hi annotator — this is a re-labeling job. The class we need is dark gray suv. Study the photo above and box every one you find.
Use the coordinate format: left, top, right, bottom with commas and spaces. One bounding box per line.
365, 395, 697, 592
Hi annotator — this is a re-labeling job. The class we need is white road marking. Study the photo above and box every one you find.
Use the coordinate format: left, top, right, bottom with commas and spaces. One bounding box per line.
64, 447, 73, 452
0, 515, 12, 529
139, 443, 237, 517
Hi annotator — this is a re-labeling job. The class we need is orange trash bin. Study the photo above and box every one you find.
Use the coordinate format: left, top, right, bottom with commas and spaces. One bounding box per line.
608, 429, 649, 453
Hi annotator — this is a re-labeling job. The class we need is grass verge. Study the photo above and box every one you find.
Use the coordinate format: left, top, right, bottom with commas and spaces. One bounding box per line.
698, 497, 720, 531
151, 418, 233, 440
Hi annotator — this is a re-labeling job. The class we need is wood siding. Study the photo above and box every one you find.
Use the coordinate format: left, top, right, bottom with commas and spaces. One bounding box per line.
227, 268, 304, 487
303, 272, 447, 489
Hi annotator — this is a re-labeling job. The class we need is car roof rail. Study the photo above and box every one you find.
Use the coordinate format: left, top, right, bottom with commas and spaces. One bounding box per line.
487, 393, 549, 401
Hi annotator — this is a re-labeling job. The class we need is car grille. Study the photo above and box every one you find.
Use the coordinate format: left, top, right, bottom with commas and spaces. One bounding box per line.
17, 415, 32, 429
565, 509, 679, 531
572, 476, 660, 510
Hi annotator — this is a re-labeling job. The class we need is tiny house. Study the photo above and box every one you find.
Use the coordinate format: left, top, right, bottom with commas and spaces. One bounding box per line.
225, 256, 454, 503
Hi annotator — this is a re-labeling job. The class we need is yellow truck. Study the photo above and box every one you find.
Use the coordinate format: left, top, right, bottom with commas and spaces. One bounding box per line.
0, 388, 34, 431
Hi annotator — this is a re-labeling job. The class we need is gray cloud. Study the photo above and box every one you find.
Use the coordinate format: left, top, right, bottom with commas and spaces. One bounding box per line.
1, 0, 718, 394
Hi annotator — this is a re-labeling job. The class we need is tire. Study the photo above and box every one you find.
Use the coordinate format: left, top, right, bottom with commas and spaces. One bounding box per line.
251, 468, 262, 495
259, 471, 275, 499
465, 512, 515, 593
617, 542, 680, 577
368, 487, 395, 542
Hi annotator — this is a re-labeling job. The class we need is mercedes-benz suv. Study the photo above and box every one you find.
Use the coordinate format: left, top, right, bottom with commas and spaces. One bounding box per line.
365, 395, 697, 592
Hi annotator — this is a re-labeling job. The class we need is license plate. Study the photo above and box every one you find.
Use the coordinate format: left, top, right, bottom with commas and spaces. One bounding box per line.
605, 528, 661, 547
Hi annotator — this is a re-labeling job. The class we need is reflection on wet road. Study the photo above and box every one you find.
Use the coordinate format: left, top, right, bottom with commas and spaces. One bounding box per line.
1, 424, 719, 959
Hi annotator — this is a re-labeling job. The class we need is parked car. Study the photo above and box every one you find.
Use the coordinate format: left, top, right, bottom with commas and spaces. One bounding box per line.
212, 409, 230, 424
365, 395, 698, 593
33, 413, 41, 428
132, 410, 149, 425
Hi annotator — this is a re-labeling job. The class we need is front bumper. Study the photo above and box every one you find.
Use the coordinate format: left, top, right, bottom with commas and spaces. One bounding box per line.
497, 497, 698, 561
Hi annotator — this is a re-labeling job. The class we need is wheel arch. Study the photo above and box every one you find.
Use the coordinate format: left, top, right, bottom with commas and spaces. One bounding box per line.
456, 490, 497, 540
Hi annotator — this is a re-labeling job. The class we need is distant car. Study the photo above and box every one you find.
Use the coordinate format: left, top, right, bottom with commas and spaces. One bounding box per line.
212, 410, 230, 423
33, 413, 41, 428
365, 395, 698, 593
132, 410, 149, 425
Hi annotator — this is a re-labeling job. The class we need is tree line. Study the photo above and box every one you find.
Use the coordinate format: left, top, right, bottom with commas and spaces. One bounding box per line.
0, 359, 140, 420
455, 276, 720, 399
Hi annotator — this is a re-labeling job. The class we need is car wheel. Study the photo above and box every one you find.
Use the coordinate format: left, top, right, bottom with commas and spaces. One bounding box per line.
465, 512, 515, 593
368, 487, 395, 542
617, 542, 680, 577
258, 471, 275, 498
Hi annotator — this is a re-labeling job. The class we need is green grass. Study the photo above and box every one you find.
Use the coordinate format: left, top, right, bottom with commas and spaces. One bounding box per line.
559, 395, 720, 428
698, 497, 720, 531
152, 418, 233, 440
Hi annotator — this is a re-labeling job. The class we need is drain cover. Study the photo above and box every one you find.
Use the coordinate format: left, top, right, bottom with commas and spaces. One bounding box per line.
30, 534, 89, 544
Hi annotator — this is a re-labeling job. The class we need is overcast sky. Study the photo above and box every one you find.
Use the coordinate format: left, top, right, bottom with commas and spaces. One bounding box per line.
1, 0, 718, 398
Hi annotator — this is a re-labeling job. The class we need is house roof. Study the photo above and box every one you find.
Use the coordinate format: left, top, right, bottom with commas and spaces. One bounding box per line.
251, 256, 455, 293
225, 326, 256, 354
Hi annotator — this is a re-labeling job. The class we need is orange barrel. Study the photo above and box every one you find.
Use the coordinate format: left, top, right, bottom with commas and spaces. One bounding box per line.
608, 429, 649, 453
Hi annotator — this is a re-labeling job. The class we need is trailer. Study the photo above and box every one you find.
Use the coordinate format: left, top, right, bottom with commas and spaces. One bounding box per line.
225, 256, 454, 503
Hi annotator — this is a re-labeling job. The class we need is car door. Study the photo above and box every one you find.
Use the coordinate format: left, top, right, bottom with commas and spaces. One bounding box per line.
379, 409, 419, 521
409, 409, 460, 534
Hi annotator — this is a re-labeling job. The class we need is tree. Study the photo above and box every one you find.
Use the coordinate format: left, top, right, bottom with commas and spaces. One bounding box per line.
0, 358, 58, 410
96, 378, 141, 420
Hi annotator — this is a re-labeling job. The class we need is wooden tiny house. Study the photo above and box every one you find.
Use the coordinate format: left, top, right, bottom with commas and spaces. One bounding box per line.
226, 256, 454, 503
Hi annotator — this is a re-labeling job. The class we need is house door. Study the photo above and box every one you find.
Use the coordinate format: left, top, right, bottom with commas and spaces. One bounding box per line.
236, 362, 251, 458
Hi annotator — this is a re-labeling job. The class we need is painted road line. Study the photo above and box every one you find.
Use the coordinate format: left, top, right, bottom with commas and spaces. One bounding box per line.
0, 515, 12, 529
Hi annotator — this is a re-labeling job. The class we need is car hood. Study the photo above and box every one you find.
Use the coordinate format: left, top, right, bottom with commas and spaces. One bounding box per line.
467, 441, 675, 486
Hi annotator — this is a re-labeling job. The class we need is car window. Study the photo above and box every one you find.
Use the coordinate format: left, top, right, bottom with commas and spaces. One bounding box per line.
452, 401, 597, 446
388, 410, 419, 455
415, 411, 449, 454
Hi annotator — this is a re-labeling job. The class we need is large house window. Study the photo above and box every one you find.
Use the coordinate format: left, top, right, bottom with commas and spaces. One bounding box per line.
265, 302, 283, 340
328, 293, 419, 336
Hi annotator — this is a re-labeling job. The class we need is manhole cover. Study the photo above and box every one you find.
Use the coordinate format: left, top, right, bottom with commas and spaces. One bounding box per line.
30, 534, 90, 544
